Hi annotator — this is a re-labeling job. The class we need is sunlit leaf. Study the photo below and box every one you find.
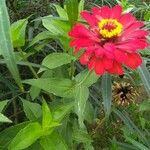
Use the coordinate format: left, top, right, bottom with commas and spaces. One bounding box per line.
53, 4, 68, 19
8, 122, 42, 150
0, 113, 12, 123
0, 122, 29, 149
10, 18, 28, 48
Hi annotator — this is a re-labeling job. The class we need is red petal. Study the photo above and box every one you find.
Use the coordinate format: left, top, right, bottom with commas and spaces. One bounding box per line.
125, 30, 148, 39
95, 46, 104, 57
119, 13, 135, 29
111, 5, 122, 19
70, 38, 94, 48
69, 23, 92, 38
114, 49, 127, 63
80, 11, 97, 26
116, 39, 148, 52
103, 43, 115, 59
103, 58, 113, 69
88, 56, 96, 70
100, 6, 111, 19
95, 59, 105, 75
108, 61, 124, 75
125, 53, 142, 69
79, 52, 91, 65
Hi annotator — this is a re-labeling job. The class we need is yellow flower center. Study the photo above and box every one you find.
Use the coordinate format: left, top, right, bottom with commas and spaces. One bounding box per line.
98, 19, 123, 38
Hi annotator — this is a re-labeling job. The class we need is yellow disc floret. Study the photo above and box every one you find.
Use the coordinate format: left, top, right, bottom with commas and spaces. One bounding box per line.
98, 19, 123, 38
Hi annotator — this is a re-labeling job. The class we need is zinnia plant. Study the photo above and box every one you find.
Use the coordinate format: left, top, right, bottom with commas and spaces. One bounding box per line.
69, 5, 149, 75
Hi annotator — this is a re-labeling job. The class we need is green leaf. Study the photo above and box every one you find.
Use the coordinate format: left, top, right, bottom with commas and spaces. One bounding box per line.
138, 62, 150, 97
0, 122, 29, 149
42, 17, 71, 37
53, 4, 68, 19
125, 136, 149, 150
0, 113, 12, 123
101, 73, 112, 117
21, 98, 42, 121
75, 70, 99, 87
8, 122, 42, 150
11, 18, 28, 48
65, 0, 79, 25
42, 100, 53, 129
0, 1, 23, 91
23, 78, 74, 98
40, 131, 68, 150
42, 53, 75, 70
30, 86, 41, 100
74, 85, 89, 128
0, 100, 9, 112
28, 31, 52, 48
53, 102, 74, 122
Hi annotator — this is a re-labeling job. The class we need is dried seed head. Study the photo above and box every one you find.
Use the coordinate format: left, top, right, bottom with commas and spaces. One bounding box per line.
112, 81, 139, 106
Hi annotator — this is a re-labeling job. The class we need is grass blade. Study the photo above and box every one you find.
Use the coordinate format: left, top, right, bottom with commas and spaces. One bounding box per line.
101, 73, 112, 117
0, 0, 23, 91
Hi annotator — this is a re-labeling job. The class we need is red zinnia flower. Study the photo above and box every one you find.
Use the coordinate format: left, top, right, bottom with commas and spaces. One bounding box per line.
69, 5, 149, 75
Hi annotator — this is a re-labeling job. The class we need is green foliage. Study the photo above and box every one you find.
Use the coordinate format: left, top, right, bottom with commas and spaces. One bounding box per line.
11, 18, 28, 48
0, 0, 150, 149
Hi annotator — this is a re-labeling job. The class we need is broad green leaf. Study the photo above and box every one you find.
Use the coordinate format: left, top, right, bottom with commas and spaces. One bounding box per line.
11, 18, 28, 48
74, 85, 89, 128
75, 70, 99, 87
40, 131, 68, 150
23, 78, 74, 98
42, 100, 53, 129
0, 122, 29, 149
30, 86, 41, 100
0, 100, 9, 112
8, 122, 42, 150
53, 102, 74, 122
42, 53, 75, 70
0, 1, 23, 91
21, 98, 42, 121
28, 31, 52, 48
42, 17, 71, 37
101, 73, 112, 117
138, 62, 150, 97
65, 0, 79, 25
125, 136, 149, 150
0, 113, 12, 123
53, 4, 68, 19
